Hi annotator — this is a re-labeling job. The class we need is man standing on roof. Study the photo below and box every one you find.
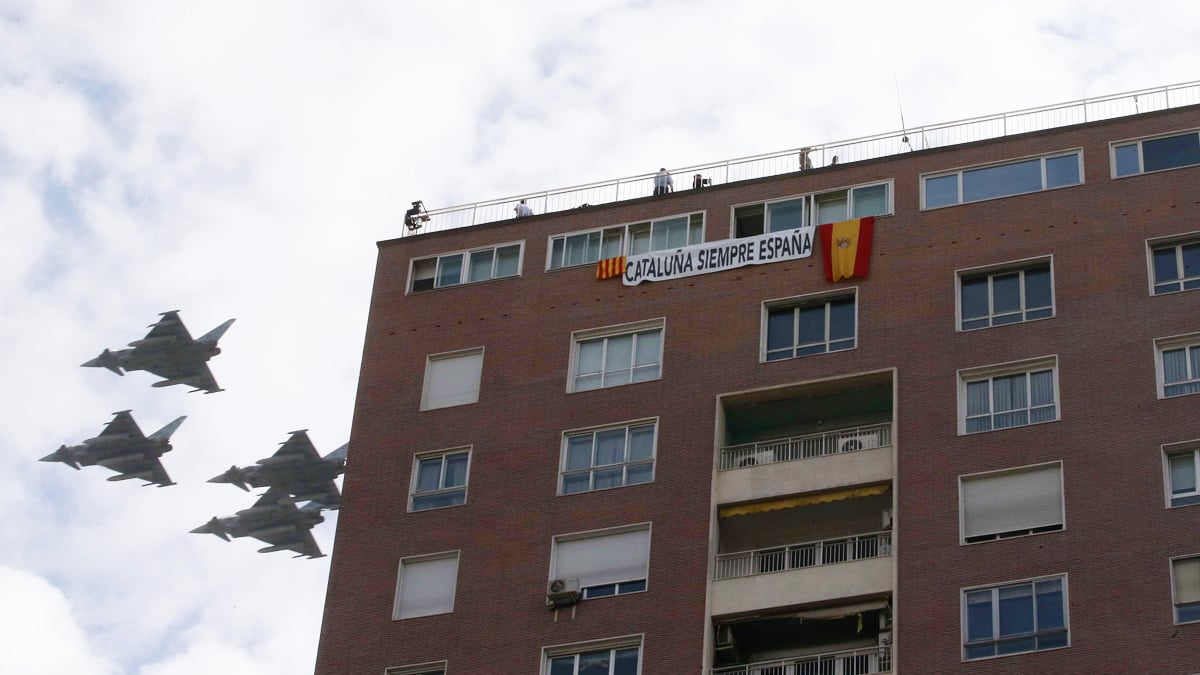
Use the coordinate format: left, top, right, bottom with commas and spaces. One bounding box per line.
653, 168, 674, 196
514, 199, 533, 217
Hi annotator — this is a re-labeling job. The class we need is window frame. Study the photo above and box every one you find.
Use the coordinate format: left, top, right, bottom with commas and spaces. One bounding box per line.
567, 318, 665, 393
549, 523, 652, 601
955, 256, 1055, 332
921, 149, 1083, 210
730, 180, 893, 239
384, 661, 448, 675
559, 418, 658, 496
392, 551, 461, 620
409, 447, 471, 512
957, 356, 1060, 435
408, 241, 525, 293
1111, 128, 1200, 178
1155, 333, 1200, 399
760, 288, 858, 362
1163, 440, 1200, 509
541, 635, 644, 675
961, 574, 1070, 661
1146, 231, 1200, 296
545, 212, 705, 271
420, 347, 485, 411
959, 461, 1065, 545
1170, 554, 1200, 625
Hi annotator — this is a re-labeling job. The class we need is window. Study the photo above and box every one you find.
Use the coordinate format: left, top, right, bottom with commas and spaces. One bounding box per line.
1149, 234, 1200, 295
960, 463, 1063, 543
1113, 129, 1200, 177
548, 213, 703, 270
959, 358, 1059, 434
393, 552, 459, 619
963, 576, 1069, 660
923, 151, 1081, 209
551, 525, 650, 599
409, 242, 523, 292
1172, 556, 1200, 624
385, 662, 447, 675
561, 421, 656, 495
958, 260, 1053, 330
421, 348, 484, 410
763, 291, 856, 361
410, 449, 470, 511
543, 637, 642, 675
1156, 334, 1200, 398
569, 320, 663, 392
1166, 443, 1200, 508
734, 181, 891, 238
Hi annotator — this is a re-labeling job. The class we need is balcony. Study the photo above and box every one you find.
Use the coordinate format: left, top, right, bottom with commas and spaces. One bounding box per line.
720, 423, 892, 471
713, 602, 891, 674
712, 645, 892, 675
715, 531, 891, 581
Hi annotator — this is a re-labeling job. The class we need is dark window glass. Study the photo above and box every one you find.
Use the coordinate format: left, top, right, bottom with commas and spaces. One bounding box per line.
437, 254, 463, 287
828, 297, 855, 347
991, 273, 1022, 317
766, 308, 794, 354
735, 204, 764, 238
1114, 144, 1140, 176
1025, 267, 1052, 310
1143, 133, 1200, 173
549, 657, 575, 675
613, 648, 640, 675
1184, 243, 1200, 281
925, 174, 958, 208
961, 277, 989, 327
962, 159, 1042, 202
1045, 154, 1080, 188
796, 305, 826, 345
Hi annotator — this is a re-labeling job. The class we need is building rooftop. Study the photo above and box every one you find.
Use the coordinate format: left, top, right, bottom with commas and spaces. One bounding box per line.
404, 80, 1199, 237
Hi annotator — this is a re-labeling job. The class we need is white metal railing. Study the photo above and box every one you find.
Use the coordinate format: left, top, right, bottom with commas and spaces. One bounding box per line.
720, 423, 891, 471
712, 645, 892, 675
405, 81, 1200, 236
715, 531, 891, 581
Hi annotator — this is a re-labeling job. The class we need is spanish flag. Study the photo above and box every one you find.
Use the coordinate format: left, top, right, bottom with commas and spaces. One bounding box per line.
596, 255, 626, 280
819, 216, 874, 282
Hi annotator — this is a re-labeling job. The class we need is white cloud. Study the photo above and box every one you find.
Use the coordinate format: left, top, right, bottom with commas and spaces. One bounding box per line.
0, 567, 119, 675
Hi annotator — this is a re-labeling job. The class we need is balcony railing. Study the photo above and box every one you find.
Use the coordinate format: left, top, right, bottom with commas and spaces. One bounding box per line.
713, 645, 892, 675
406, 81, 1200, 236
715, 531, 891, 581
719, 423, 891, 471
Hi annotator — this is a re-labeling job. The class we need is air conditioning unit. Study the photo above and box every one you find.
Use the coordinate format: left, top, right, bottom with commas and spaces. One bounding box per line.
838, 430, 882, 453
878, 630, 893, 646
881, 509, 893, 530
546, 578, 581, 607
737, 449, 776, 468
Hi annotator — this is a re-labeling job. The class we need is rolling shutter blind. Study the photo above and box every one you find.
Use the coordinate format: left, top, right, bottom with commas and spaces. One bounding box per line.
423, 351, 483, 410
1175, 557, 1200, 605
395, 555, 459, 619
962, 464, 1062, 539
554, 528, 649, 587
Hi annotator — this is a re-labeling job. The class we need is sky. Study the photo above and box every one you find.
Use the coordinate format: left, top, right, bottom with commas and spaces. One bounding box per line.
1, 1, 1197, 673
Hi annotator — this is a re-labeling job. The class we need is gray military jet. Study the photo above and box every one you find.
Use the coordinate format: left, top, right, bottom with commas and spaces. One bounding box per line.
207, 431, 346, 509
190, 487, 325, 558
82, 310, 235, 393
40, 410, 186, 487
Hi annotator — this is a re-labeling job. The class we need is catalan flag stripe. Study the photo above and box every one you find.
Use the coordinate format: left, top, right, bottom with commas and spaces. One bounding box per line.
596, 256, 626, 280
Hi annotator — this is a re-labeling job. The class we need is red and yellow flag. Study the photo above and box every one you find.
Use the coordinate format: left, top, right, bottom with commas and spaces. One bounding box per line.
596, 256, 626, 280
819, 216, 875, 282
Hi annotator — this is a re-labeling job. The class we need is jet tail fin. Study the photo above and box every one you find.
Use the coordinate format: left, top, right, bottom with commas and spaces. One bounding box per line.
325, 443, 349, 462
81, 349, 124, 375
197, 318, 236, 345
149, 416, 187, 441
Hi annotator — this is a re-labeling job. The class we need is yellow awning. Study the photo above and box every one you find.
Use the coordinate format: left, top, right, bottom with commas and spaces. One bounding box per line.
719, 484, 889, 518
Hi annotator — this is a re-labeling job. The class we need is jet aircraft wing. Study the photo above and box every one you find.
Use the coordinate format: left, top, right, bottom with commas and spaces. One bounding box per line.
264, 430, 322, 464
250, 524, 324, 559
140, 311, 193, 343
100, 456, 175, 487
96, 410, 145, 442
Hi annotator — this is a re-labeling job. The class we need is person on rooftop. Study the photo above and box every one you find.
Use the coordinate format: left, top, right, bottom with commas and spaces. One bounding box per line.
653, 168, 674, 196
513, 199, 533, 218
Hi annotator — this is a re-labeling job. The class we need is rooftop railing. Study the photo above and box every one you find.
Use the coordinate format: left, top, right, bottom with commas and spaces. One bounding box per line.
408, 81, 1200, 236
712, 645, 892, 675
719, 423, 892, 471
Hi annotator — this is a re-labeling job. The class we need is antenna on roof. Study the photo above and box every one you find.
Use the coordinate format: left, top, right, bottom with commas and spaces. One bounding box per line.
894, 73, 916, 152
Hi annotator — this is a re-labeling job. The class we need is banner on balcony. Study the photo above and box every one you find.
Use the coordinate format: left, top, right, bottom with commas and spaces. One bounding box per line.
609, 226, 815, 286
718, 484, 890, 518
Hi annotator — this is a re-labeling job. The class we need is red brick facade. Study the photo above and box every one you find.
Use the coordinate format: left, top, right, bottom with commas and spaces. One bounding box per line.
316, 105, 1200, 674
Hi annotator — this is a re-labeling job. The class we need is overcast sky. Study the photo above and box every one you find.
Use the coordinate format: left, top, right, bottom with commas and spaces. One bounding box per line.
2, 1, 1198, 673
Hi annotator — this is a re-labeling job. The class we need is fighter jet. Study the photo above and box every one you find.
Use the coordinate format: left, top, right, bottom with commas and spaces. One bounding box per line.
190, 487, 325, 558
207, 430, 346, 509
82, 310, 235, 393
40, 411, 186, 487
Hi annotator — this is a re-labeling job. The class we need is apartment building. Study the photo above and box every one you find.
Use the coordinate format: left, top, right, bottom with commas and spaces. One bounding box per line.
315, 83, 1200, 674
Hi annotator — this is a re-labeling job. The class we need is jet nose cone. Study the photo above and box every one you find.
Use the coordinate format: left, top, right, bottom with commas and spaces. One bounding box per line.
207, 474, 228, 483
38, 452, 59, 462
